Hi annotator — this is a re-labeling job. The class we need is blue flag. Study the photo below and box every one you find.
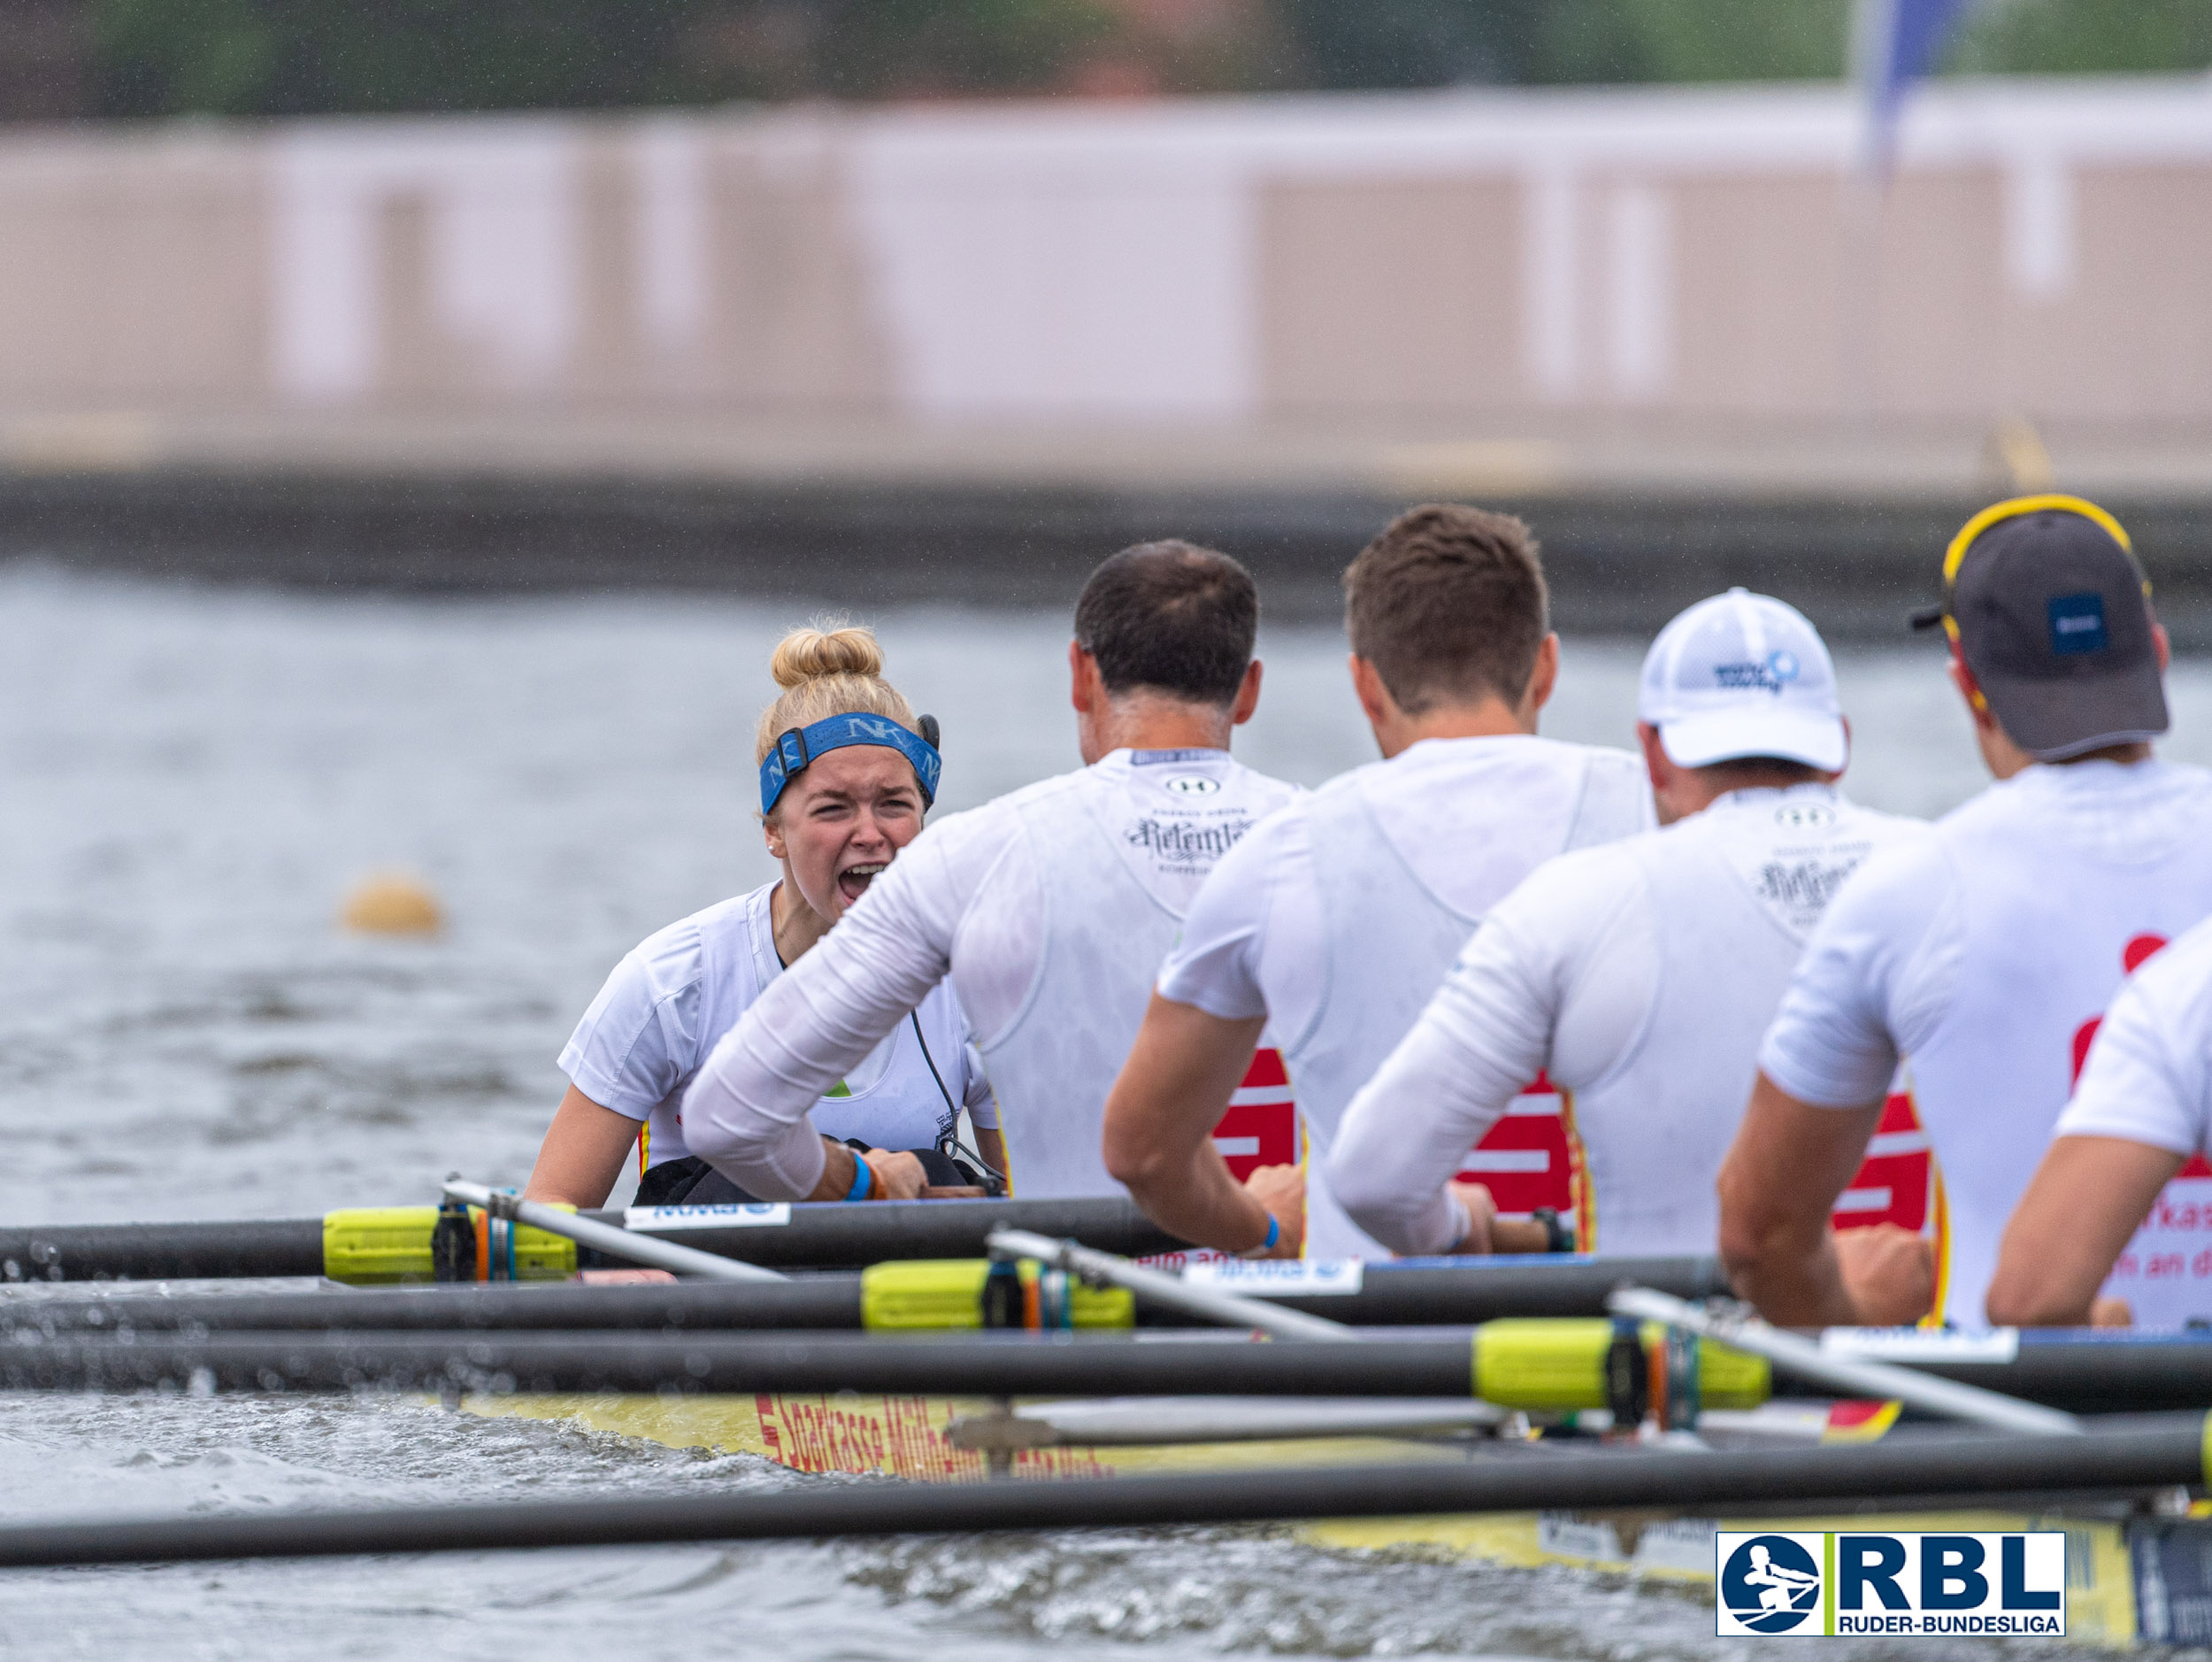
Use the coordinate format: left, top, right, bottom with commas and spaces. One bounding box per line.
1855, 0, 1976, 172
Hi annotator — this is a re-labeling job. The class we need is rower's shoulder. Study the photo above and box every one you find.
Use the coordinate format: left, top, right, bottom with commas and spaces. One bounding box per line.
2147, 757, 2212, 804
618, 883, 771, 994
936, 766, 1094, 834
1219, 758, 1304, 815
1835, 797, 1935, 846
1505, 833, 1651, 911
1813, 821, 1958, 930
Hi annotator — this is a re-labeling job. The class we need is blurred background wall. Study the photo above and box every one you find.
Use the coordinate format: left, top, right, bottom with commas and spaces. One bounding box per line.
5, 82, 2212, 431
0, 0, 2208, 625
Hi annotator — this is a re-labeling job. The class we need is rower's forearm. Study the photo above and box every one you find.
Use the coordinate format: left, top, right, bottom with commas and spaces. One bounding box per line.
1488, 1216, 1554, 1255
684, 918, 941, 1163
1122, 1149, 1272, 1254
684, 1099, 831, 1201
802, 1139, 857, 1204
1333, 1007, 1527, 1257
1727, 1237, 1860, 1328
1987, 1135, 2183, 1327
1332, 1173, 1464, 1257
976, 1127, 1009, 1180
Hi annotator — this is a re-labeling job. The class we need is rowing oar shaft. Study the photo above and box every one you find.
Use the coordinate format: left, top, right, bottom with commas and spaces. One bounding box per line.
0, 1332, 1479, 1397
1609, 1286, 2080, 1436
0, 1197, 1194, 1281
0, 1280, 869, 1335
7, 1322, 2212, 1411
442, 1181, 787, 1284
987, 1228, 1356, 1342
0, 1219, 325, 1282
0, 1256, 1733, 1331
0, 1413, 2200, 1569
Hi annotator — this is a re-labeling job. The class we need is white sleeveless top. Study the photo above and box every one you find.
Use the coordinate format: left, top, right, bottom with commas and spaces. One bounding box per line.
1763, 759, 2212, 1324
979, 750, 1302, 1196
558, 881, 986, 1173
1160, 735, 1651, 1258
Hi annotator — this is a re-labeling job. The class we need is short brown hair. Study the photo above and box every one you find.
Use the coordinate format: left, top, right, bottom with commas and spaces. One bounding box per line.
1074, 540, 1257, 706
1342, 504, 1548, 713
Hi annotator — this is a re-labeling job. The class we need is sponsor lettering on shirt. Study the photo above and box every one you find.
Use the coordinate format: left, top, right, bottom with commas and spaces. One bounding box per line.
1127, 814, 1256, 877
1754, 849, 1870, 935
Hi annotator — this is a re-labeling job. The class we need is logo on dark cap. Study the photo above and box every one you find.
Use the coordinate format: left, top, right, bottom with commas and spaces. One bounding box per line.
2048, 592, 2107, 656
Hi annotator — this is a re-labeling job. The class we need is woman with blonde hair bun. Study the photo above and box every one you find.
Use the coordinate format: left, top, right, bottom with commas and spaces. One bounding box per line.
524, 622, 1002, 1210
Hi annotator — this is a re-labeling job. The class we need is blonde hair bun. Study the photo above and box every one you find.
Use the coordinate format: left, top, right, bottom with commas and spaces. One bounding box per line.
754, 619, 918, 779
771, 624, 885, 689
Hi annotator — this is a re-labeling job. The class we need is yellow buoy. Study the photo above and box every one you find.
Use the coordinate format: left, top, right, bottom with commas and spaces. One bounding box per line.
341, 873, 445, 936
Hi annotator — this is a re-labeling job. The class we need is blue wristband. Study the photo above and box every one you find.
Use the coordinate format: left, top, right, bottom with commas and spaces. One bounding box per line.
1263, 1213, 1279, 1250
845, 1155, 873, 1204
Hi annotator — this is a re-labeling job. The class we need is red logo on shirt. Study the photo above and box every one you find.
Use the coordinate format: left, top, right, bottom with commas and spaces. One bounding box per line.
1455, 1073, 1575, 1216
2070, 933, 2170, 1083
2068, 933, 2212, 1181
1832, 1092, 1933, 1234
1210, 1048, 1297, 1180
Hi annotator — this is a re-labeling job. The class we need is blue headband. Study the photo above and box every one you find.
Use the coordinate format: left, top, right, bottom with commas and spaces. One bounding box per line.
759, 712, 941, 815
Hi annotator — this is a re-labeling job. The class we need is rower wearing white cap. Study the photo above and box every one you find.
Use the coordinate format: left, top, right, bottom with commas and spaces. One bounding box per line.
1328, 590, 1929, 1319
679, 542, 1302, 1204
1102, 504, 1654, 1259
1723, 496, 2212, 1329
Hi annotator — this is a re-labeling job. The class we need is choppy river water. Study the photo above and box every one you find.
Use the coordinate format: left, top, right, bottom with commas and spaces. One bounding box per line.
4, 564, 2211, 1661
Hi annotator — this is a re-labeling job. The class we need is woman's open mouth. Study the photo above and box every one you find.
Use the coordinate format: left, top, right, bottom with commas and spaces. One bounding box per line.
837, 862, 887, 904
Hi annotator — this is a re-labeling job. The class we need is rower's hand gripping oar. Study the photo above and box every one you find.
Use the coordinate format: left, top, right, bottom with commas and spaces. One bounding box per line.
986, 1227, 1356, 1342
442, 1179, 787, 1285
1607, 1285, 2081, 1437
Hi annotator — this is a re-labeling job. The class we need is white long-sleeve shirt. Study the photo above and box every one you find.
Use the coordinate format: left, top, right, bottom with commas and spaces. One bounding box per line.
680, 748, 1298, 1197
1328, 785, 1921, 1256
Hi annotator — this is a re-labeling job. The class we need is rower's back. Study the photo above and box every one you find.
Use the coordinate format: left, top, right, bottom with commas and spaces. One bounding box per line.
974, 545, 1304, 1196
1578, 593, 1931, 1254
973, 743, 1298, 1195
1161, 506, 1652, 1257
1760, 499, 2212, 1324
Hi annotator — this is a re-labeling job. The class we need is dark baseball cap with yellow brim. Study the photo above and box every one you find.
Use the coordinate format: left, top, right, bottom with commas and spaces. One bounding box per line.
1909, 495, 2167, 761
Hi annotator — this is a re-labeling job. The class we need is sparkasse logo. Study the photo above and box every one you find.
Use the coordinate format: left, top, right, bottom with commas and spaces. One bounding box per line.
1716, 1532, 2067, 1637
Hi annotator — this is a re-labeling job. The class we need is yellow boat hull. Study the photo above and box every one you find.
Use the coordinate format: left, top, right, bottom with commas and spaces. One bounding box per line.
463, 1390, 2141, 1646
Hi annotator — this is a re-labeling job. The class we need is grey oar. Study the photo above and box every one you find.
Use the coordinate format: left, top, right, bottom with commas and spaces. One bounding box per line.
1608, 1285, 2082, 1436
948, 1395, 1505, 1452
986, 1227, 1357, 1342
0, 1412, 2196, 1569
442, 1181, 786, 1285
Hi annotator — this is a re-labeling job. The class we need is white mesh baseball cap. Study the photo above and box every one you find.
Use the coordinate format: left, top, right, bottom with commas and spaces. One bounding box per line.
1639, 589, 1847, 771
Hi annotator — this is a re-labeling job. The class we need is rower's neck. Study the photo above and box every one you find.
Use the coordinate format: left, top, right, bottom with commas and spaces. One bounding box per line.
1079, 690, 1233, 766
769, 876, 832, 966
1374, 697, 1532, 761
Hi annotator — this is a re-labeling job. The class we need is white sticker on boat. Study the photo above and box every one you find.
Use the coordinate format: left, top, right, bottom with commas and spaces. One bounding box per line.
623, 1204, 792, 1231
1818, 1327, 2019, 1363
1181, 1258, 1363, 1296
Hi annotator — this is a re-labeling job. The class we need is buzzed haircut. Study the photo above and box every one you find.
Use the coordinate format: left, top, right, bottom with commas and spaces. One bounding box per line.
1073, 540, 1258, 706
1342, 504, 1548, 713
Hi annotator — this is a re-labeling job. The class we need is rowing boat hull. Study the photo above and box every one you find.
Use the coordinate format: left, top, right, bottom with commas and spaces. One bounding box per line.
461, 1391, 2147, 1644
